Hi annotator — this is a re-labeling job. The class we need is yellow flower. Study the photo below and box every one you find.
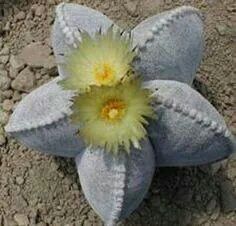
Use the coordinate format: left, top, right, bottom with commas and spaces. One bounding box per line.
60, 27, 136, 93
71, 80, 154, 154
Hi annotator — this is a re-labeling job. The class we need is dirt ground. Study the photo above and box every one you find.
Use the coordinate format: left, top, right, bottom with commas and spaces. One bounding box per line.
0, 0, 235, 226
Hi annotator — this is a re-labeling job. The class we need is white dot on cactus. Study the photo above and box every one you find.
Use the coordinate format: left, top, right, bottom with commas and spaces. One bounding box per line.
189, 109, 197, 118
151, 26, 158, 34
196, 113, 203, 123
215, 126, 223, 134
224, 130, 230, 138
202, 117, 210, 126
163, 99, 173, 108
182, 106, 189, 116
63, 27, 70, 34
174, 103, 182, 112
166, 17, 174, 23
146, 32, 154, 41
210, 121, 218, 131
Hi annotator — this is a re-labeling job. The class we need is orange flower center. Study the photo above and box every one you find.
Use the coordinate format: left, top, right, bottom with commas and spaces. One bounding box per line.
101, 99, 126, 122
93, 63, 115, 86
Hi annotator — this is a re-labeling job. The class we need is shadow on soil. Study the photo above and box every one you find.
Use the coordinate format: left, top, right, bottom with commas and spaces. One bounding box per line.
54, 155, 236, 226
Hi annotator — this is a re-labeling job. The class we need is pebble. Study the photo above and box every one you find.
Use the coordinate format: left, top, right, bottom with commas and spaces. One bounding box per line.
19, 42, 52, 68
43, 55, 57, 75
0, 134, 6, 146
2, 90, 13, 99
0, 46, 10, 65
13, 214, 29, 226
220, 179, 236, 212
0, 37, 3, 48
11, 67, 35, 92
0, 91, 3, 103
15, 11, 26, 21
0, 46, 10, 55
9, 67, 18, 79
2, 99, 14, 111
15, 176, 24, 185
48, 0, 56, 6
10, 55, 25, 71
0, 55, 9, 64
35, 5, 46, 17
4, 22, 11, 32
12, 91, 22, 101
0, 70, 11, 91
206, 198, 217, 214
123, 1, 138, 16
0, 110, 9, 125
216, 24, 228, 36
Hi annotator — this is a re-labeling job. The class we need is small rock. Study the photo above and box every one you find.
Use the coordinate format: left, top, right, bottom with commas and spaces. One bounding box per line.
3, 22, 11, 32
43, 55, 57, 75
0, 46, 10, 64
35, 5, 45, 17
0, 55, 9, 64
220, 179, 236, 212
3, 216, 18, 226
15, 11, 26, 21
12, 91, 22, 101
14, 214, 29, 226
11, 67, 35, 92
2, 99, 14, 111
2, 90, 13, 99
0, 70, 11, 91
24, 31, 34, 44
227, 167, 236, 180
123, 1, 138, 16
216, 24, 228, 35
36, 223, 47, 226
9, 67, 18, 79
19, 42, 52, 68
16, 176, 24, 185
0, 109, 9, 125
206, 198, 217, 214
0, 134, 6, 146
0, 22, 3, 35
0, 37, 3, 48
48, 0, 56, 6
10, 55, 25, 71
0, 91, 3, 103
0, 46, 10, 55
35, 73, 42, 80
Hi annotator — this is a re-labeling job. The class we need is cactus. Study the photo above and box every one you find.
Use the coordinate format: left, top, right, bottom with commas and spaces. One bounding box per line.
5, 3, 235, 225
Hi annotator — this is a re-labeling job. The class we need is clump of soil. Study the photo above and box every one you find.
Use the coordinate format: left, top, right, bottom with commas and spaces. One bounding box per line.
0, 0, 235, 226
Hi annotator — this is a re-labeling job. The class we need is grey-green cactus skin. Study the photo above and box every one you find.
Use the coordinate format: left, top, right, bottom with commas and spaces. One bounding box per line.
52, 4, 204, 85
132, 6, 204, 84
76, 139, 155, 226
5, 77, 85, 157
52, 3, 115, 78
144, 80, 235, 166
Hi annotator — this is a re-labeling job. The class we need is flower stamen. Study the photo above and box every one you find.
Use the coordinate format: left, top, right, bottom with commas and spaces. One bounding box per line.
101, 99, 126, 122
93, 62, 115, 86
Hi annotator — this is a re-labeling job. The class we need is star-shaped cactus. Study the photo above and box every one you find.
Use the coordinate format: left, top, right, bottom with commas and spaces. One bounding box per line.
5, 3, 235, 225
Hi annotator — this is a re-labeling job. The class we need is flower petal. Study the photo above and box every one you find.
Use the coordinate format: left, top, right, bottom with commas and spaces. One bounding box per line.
132, 6, 204, 84
76, 139, 155, 225
52, 3, 116, 78
144, 80, 235, 166
5, 77, 84, 157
